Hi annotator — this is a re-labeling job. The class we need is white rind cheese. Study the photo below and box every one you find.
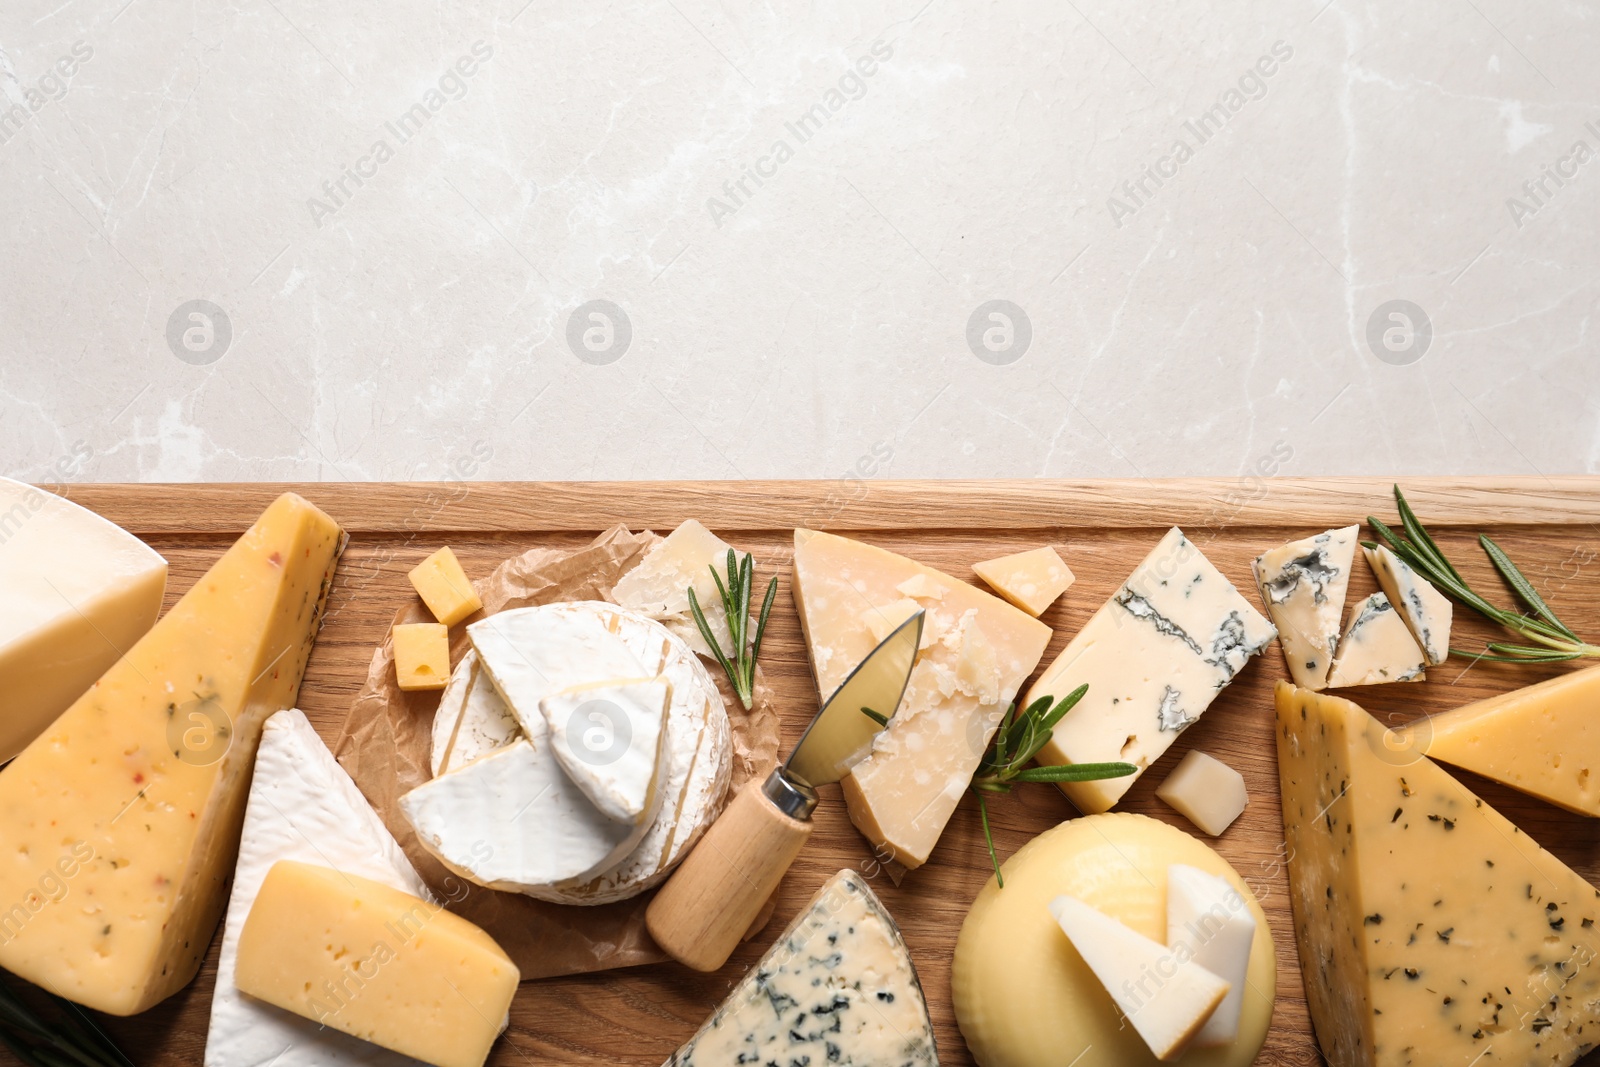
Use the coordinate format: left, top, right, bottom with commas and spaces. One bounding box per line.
542, 677, 670, 826
1252, 525, 1359, 690
1166, 864, 1257, 1048
1363, 544, 1452, 666
1024, 527, 1276, 815
206, 710, 430, 1067
664, 869, 937, 1067
429, 651, 521, 777
611, 519, 749, 658
1326, 592, 1427, 687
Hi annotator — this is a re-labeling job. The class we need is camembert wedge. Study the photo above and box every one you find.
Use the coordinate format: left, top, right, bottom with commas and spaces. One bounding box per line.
0, 493, 344, 1014
1275, 681, 1600, 1067
1253, 525, 1358, 689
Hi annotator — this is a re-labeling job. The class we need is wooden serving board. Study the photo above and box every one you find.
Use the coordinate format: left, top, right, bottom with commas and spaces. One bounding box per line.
44, 478, 1600, 1067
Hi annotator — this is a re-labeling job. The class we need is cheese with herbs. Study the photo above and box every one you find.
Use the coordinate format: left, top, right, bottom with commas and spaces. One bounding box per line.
0, 493, 344, 1014
1364, 545, 1452, 666
1402, 664, 1600, 817
1253, 525, 1358, 689
1023, 527, 1275, 815
791, 530, 1051, 869
1275, 681, 1600, 1067
664, 869, 936, 1066
1326, 592, 1427, 687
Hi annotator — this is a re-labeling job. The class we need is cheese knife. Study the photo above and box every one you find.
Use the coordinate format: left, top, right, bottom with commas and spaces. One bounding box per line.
645, 608, 923, 972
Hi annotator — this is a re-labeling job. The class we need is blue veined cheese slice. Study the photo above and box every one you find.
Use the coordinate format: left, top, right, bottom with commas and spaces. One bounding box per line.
1363, 544, 1452, 666
1252, 525, 1359, 690
1024, 527, 1276, 815
1326, 592, 1426, 687
664, 869, 937, 1067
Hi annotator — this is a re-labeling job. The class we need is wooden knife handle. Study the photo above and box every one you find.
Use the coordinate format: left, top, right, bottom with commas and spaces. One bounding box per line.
646, 773, 813, 972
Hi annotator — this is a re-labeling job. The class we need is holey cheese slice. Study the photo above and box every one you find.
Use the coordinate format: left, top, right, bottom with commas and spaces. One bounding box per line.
1022, 527, 1275, 815
611, 519, 749, 658
429, 652, 520, 777
791, 530, 1051, 869
0, 493, 344, 1015
207, 710, 429, 1067
664, 869, 936, 1066
1253, 525, 1358, 690
0, 476, 168, 763
1275, 682, 1600, 1067
1401, 664, 1600, 817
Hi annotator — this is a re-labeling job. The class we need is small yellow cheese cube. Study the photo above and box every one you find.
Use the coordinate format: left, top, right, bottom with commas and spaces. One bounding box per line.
972, 546, 1075, 617
408, 546, 482, 626
393, 622, 450, 691
236, 861, 519, 1067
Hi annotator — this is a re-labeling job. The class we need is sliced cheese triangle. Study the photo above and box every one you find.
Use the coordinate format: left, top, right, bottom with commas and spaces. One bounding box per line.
1326, 592, 1427, 688
1403, 664, 1600, 816
791, 530, 1051, 869
206, 710, 429, 1067
1049, 894, 1229, 1061
665, 869, 936, 1065
1364, 544, 1452, 665
611, 519, 749, 657
1253, 525, 1359, 690
541, 677, 669, 825
1275, 681, 1600, 1067
0, 492, 343, 1015
1166, 864, 1256, 1048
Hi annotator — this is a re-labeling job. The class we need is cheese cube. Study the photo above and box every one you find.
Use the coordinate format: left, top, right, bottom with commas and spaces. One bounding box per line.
407, 546, 482, 626
0, 493, 344, 1014
0, 476, 168, 762
1049, 894, 1229, 1061
235, 861, 518, 1067
1155, 750, 1248, 836
1252, 525, 1358, 690
1326, 592, 1426, 687
972, 546, 1075, 617
1275, 682, 1600, 1067
1165, 864, 1256, 1047
393, 622, 450, 691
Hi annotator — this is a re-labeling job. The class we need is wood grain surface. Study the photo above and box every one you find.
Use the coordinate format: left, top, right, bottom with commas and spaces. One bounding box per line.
27, 477, 1600, 1067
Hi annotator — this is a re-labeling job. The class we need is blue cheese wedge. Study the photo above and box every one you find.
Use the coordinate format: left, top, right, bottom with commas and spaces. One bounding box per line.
1363, 544, 1452, 666
1326, 592, 1427, 687
1252, 525, 1359, 690
664, 869, 936, 1067
1023, 527, 1276, 815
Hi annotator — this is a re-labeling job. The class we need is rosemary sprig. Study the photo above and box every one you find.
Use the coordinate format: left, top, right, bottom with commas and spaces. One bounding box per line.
969, 685, 1136, 887
1368, 485, 1600, 664
687, 549, 779, 709
0, 976, 135, 1067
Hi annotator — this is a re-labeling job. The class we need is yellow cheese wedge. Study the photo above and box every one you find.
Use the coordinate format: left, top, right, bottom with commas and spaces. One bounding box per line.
235, 861, 518, 1067
972, 546, 1075, 617
0, 493, 344, 1015
0, 477, 168, 762
1401, 664, 1600, 816
1275, 681, 1600, 1067
791, 530, 1051, 869
408, 546, 482, 627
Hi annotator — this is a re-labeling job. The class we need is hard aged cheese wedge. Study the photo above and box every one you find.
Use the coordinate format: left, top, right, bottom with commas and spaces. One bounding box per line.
1166, 864, 1257, 1048
393, 622, 450, 691
206, 710, 429, 1067
1363, 544, 1452, 666
0, 476, 168, 763
972, 546, 1075, 617
791, 530, 1051, 869
1252, 525, 1359, 689
1326, 592, 1427, 688
611, 518, 750, 658
664, 869, 936, 1066
0, 493, 344, 1014
1049, 894, 1229, 1061
429, 651, 520, 777
1022, 527, 1275, 815
1275, 681, 1600, 1067
542, 677, 670, 825
953, 813, 1275, 1067
235, 861, 518, 1067
1400, 664, 1600, 817
1155, 750, 1249, 837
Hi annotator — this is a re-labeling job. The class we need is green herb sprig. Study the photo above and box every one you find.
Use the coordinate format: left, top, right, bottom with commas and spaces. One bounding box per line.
1369, 485, 1600, 664
969, 685, 1136, 887
0, 975, 136, 1067
687, 550, 779, 709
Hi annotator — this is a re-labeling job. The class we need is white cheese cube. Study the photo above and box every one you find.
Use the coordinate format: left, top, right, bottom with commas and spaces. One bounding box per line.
1155, 750, 1248, 837
1165, 864, 1257, 1048
1327, 591, 1427, 687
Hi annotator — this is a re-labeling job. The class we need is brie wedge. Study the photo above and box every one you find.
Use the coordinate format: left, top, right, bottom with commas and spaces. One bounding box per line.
542, 678, 670, 825
1252, 525, 1358, 690
205, 709, 429, 1067
430, 651, 520, 777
